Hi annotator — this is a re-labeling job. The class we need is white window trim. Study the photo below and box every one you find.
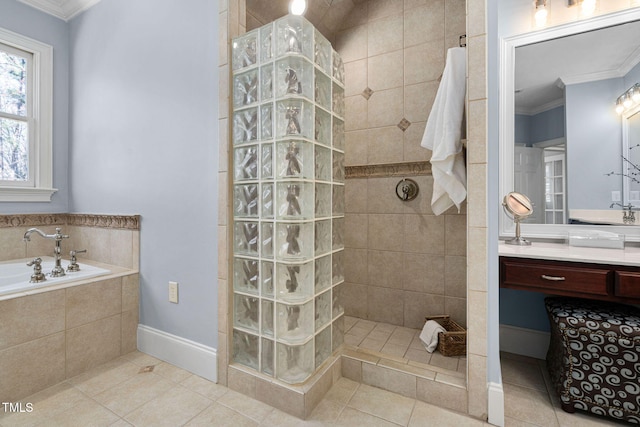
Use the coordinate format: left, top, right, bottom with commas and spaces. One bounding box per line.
0, 27, 55, 202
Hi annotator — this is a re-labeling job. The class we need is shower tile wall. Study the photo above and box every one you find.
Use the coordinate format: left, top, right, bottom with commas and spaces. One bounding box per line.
336, 0, 467, 328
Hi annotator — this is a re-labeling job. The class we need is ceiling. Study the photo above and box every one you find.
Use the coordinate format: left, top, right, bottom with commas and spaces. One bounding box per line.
246, 0, 365, 41
18, 0, 101, 21
515, 19, 640, 114
18, 0, 360, 39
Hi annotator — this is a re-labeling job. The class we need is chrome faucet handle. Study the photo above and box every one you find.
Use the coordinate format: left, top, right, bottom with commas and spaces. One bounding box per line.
54, 227, 69, 240
26, 257, 46, 283
27, 257, 42, 267
67, 249, 87, 272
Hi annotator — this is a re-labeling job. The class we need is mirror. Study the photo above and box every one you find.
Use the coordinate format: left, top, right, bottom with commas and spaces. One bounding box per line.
503, 192, 533, 245
500, 8, 640, 242
623, 105, 640, 206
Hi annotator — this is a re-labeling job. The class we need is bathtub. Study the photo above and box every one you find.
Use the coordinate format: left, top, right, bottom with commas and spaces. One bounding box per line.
0, 256, 111, 297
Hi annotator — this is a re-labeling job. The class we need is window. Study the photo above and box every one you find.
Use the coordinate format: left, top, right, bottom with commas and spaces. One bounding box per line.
1, 43, 32, 183
544, 152, 566, 224
0, 27, 54, 202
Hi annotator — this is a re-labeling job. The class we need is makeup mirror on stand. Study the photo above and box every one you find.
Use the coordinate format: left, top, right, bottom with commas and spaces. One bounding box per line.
503, 192, 533, 245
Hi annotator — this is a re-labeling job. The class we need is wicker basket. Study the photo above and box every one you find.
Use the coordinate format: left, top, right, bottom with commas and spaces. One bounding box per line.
425, 315, 467, 357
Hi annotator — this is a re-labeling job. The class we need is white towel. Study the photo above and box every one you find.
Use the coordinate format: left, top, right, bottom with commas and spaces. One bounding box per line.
419, 320, 446, 353
421, 47, 467, 215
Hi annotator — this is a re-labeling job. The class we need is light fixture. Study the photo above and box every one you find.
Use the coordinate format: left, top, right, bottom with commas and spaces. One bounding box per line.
633, 85, 640, 103
535, 0, 548, 27
289, 0, 307, 15
568, 0, 597, 15
581, 0, 596, 15
615, 83, 640, 115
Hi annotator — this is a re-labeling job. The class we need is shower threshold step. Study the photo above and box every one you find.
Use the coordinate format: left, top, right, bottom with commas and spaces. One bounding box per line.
341, 317, 468, 412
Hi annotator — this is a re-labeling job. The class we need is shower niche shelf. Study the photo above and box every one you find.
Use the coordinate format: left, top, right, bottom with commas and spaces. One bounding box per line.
231, 14, 345, 385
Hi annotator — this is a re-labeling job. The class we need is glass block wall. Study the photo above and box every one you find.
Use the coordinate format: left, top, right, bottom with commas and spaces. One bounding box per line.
231, 15, 345, 385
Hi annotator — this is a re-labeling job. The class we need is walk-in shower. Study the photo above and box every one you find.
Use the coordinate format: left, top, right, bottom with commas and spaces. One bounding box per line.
231, 15, 345, 384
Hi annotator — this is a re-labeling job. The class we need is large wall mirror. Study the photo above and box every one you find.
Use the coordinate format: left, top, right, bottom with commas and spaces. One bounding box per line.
500, 8, 640, 242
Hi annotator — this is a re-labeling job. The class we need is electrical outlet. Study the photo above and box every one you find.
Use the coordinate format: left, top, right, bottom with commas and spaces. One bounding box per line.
169, 281, 179, 303
612, 191, 621, 202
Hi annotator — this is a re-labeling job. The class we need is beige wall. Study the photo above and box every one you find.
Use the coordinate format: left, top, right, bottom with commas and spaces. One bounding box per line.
465, 0, 488, 416
338, 0, 465, 165
343, 175, 467, 328
335, 0, 468, 328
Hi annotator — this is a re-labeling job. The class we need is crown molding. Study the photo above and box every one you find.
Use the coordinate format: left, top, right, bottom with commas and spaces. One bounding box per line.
515, 98, 565, 116
18, 0, 102, 21
558, 48, 640, 87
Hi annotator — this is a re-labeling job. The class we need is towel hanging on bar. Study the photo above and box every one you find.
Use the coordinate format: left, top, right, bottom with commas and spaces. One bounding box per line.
420, 47, 467, 215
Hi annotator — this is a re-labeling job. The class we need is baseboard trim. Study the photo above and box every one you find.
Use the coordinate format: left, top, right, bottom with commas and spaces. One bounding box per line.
499, 324, 550, 360
137, 325, 217, 382
488, 381, 505, 427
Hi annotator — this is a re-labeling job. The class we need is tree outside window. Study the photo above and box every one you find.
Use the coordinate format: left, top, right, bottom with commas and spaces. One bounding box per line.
0, 44, 30, 182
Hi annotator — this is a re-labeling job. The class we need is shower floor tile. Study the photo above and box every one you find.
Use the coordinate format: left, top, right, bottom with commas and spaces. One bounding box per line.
343, 316, 466, 376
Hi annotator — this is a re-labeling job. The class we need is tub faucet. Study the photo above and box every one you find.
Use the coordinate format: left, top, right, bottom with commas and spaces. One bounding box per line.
610, 203, 636, 224
26, 257, 46, 283
23, 227, 69, 277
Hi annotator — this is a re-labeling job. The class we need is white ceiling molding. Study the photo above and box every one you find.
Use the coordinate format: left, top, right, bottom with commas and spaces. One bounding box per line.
515, 98, 565, 116
18, 0, 102, 21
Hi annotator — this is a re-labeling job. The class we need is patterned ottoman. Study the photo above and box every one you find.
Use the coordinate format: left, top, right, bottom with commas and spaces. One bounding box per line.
545, 297, 640, 423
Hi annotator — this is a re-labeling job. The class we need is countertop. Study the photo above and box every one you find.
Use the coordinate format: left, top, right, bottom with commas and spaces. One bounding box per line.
499, 241, 640, 266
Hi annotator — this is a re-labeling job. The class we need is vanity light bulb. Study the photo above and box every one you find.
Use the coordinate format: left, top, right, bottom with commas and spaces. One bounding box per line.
581, 0, 596, 15
633, 86, 640, 102
616, 101, 625, 115
289, 0, 307, 15
623, 94, 633, 109
535, 6, 548, 27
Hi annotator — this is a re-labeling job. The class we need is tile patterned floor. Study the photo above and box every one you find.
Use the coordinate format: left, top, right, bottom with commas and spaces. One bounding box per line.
344, 316, 465, 376
500, 352, 629, 426
0, 349, 629, 426
0, 351, 484, 427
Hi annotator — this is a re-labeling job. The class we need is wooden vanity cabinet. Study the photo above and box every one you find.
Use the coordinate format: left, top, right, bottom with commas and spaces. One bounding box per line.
615, 270, 640, 299
500, 256, 640, 304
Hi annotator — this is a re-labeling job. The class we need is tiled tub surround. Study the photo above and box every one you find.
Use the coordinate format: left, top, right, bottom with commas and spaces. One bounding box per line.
0, 214, 140, 402
0, 214, 140, 269
0, 266, 139, 402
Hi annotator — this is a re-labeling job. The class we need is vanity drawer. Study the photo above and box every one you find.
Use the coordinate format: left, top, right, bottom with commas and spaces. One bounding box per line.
615, 271, 640, 299
500, 258, 611, 297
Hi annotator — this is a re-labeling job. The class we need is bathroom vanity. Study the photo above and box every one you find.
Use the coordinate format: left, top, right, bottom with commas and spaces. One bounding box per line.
499, 242, 640, 303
